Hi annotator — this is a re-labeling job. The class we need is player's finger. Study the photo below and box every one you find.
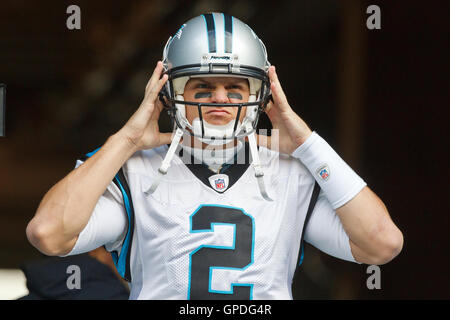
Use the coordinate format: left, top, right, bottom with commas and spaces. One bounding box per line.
146, 73, 168, 102
145, 61, 165, 93
265, 100, 273, 113
268, 66, 290, 110
263, 100, 278, 124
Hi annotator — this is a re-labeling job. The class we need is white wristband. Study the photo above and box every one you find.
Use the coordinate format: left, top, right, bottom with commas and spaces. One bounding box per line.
292, 131, 366, 209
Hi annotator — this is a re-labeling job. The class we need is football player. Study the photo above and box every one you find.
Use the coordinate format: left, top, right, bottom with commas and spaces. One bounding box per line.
27, 13, 403, 299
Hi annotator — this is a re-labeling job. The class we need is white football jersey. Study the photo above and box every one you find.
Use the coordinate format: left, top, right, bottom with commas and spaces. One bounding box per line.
66, 143, 358, 299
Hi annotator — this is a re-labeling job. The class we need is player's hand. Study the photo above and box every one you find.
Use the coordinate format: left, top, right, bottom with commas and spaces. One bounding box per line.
255, 65, 313, 154
118, 61, 172, 151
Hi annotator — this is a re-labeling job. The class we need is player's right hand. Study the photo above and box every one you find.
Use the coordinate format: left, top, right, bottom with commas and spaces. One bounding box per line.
118, 61, 172, 151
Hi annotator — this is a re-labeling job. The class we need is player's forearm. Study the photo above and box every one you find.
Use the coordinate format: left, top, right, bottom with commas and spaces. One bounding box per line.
26, 131, 137, 255
292, 132, 403, 264
336, 187, 403, 265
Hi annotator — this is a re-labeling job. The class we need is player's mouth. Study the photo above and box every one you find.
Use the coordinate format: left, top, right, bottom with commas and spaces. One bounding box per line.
205, 109, 231, 116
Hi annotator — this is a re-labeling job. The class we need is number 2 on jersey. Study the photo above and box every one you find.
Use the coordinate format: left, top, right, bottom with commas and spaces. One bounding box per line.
188, 204, 254, 299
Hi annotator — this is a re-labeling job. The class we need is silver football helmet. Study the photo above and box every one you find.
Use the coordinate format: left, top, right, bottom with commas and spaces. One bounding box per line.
160, 12, 271, 142
149, 13, 273, 200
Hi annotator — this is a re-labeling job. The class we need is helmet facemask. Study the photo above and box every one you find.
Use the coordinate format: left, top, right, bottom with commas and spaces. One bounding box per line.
160, 73, 270, 145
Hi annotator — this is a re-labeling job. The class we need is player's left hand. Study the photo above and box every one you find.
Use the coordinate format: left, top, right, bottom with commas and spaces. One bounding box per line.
254, 66, 313, 154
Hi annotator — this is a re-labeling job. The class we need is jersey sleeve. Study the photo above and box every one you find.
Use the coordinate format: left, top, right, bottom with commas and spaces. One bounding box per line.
61, 160, 128, 256
303, 190, 359, 263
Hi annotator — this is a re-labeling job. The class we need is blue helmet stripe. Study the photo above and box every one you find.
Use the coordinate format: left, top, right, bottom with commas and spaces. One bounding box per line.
202, 13, 216, 53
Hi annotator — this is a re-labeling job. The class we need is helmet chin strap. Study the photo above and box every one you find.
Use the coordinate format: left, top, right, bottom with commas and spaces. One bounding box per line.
145, 127, 184, 195
245, 122, 273, 201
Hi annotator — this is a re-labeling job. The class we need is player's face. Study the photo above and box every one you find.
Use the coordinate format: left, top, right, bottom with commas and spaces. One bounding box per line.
183, 77, 249, 126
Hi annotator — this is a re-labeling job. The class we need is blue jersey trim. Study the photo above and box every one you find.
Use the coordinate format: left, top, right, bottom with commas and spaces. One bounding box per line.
82, 147, 134, 282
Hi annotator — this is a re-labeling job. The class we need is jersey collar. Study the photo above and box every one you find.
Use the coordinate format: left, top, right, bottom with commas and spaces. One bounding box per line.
177, 142, 251, 193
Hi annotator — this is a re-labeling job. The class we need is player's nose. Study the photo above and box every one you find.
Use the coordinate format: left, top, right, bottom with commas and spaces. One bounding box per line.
211, 87, 229, 104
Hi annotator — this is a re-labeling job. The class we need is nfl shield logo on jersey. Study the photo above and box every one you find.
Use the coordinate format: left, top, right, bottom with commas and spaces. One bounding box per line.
215, 178, 225, 190
208, 174, 229, 193
316, 164, 330, 181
